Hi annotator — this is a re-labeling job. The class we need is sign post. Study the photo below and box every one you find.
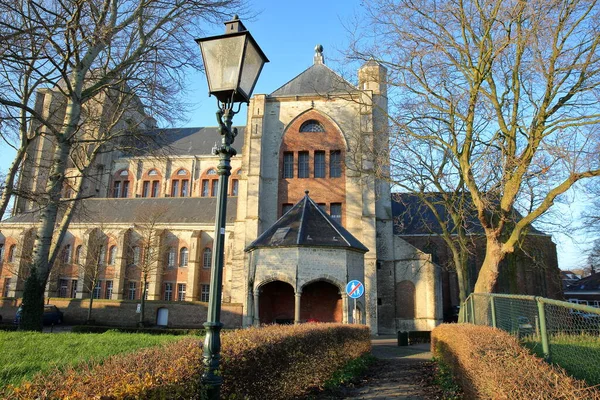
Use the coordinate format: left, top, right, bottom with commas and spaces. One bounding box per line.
346, 280, 364, 324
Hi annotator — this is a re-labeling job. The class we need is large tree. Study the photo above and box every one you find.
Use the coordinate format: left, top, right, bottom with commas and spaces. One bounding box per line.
350, 0, 600, 293
1, 0, 244, 330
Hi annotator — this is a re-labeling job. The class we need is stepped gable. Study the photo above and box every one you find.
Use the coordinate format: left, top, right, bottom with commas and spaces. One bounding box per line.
245, 191, 368, 252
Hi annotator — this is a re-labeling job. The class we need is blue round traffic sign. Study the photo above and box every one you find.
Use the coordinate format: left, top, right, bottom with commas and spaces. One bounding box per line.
346, 280, 364, 299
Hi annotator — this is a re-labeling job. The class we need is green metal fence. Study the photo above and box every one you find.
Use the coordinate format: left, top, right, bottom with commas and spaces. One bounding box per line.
460, 293, 600, 385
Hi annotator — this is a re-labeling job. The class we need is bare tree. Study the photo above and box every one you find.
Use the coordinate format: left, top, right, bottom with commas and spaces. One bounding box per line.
0, 0, 246, 331
127, 206, 170, 326
349, 0, 600, 293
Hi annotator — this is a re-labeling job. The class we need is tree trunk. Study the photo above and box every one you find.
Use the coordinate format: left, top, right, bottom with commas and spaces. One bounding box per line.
87, 294, 94, 322
473, 237, 504, 293
452, 251, 470, 303
139, 278, 146, 326
0, 146, 27, 218
20, 267, 45, 331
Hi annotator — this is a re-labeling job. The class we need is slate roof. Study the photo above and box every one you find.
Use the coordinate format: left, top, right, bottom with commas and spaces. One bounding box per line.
392, 192, 545, 236
127, 126, 245, 157
565, 272, 600, 293
270, 63, 355, 97
245, 192, 368, 252
2, 197, 236, 225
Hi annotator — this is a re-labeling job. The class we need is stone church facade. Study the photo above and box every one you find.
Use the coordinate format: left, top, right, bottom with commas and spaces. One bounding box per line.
0, 47, 560, 334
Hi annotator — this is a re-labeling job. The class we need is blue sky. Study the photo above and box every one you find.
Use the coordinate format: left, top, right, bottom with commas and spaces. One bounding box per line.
0, 0, 590, 271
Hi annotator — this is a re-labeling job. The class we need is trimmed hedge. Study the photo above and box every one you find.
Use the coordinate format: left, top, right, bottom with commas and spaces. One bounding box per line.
432, 324, 600, 400
2, 323, 370, 399
71, 325, 205, 336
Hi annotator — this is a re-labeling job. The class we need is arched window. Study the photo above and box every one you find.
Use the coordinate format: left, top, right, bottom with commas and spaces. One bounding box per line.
62, 244, 72, 263
108, 245, 118, 265
97, 245, 106, 266
167, 247, 176, 268
203, 248, 212, 269
142, 169, 161, 197
230, 169, 240, 196
299, 120, 325, 132
132, 246, 140, 265
112, 170, 131, 198
171, 168, 190, 197
0, 243, 5, 262
179, 247, 188, 267
75, 245, 82, 264
201, 168, 219, 197
8, 245, 16, 263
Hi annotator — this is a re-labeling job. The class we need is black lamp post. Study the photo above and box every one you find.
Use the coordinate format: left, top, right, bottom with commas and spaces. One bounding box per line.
195, 15, 268, 399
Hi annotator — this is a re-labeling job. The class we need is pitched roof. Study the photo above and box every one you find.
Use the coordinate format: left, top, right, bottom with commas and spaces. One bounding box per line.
392, 192, 545, 236
245, 192, 368, 252
2, 197, 236, 225
127, 126, 245, 157
565, 272, 600, 292
270, 63, 355, 97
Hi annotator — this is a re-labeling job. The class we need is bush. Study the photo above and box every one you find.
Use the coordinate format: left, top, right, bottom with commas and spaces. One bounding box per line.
71, 325, 205, 336
431, 324, 600, 400
2, 323, 370, 399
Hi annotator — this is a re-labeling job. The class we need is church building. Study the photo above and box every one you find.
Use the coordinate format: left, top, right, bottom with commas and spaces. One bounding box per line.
0, 46, 560, 334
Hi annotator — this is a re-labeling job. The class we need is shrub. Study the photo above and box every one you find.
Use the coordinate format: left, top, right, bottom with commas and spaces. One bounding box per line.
2, 323, 370, 399
71, 325, 205, 336
431, 324, 600, 400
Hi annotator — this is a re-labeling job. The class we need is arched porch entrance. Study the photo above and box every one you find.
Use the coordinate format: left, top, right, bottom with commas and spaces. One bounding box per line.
301, 281, 342, 323
259, 281, 295, 324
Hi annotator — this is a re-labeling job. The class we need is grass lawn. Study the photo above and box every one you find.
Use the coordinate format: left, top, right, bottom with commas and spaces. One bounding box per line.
0, 330, 185, 388
525, 333, 600, 385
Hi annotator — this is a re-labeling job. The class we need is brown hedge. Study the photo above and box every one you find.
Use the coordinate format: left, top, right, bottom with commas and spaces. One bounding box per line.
2, 323, 371, 399
431, 324, 600, 400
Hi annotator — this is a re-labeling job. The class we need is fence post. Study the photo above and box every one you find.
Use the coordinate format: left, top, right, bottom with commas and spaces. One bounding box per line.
536, 298, 550, 361
490, 296, 497, 328
470, 295, 476, 325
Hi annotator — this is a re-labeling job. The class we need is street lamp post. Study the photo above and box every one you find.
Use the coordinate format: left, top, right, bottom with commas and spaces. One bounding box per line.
195, 16, 268, 399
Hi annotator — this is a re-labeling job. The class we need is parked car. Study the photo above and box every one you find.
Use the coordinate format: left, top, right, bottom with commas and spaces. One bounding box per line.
14, 305, 64, 325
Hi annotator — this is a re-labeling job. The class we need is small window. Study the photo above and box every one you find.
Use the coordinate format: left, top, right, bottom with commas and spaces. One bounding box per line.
203, 248, 212, 269
283, 152, 294, 179
121, 181, 129, 198
231, 179, 239, 196
142, 181, 150, 197
108, 245, 117, 265
282, 203, 293, 216
58, 279, 68, 298
93, 281, 102, 299
112, 181, 121, 198
201, 284, 210, 302
314, 151, 325, 178
179, 247, 188, 267
128, 281, 137, 300
167, 247, 176, 268
132, 246, 140, 265
105, 280, 113, 299
177, 283, 186, 301
98, 245, 106, 266
330, 203, 342, 224
330, 150, 342, 178
211, 180, 218, 197
75, 245, 82, 264
181, 180, 189, 197
120, 170, 129, 177
71, 280, 78, 298
164, 283, 173, 301
298, 151, 309, 178
177, 169, 187, 176
171, 180, 179, 197
0, 244, 4, 262
201, 180, 209, 197
8, 245, 16, 263
148, 169, 158, 176
62, 244, 72, 264
207, 169, 217, 175
3, 278, 10, 297
299, 120, 325, 132
151, 181, 159, 197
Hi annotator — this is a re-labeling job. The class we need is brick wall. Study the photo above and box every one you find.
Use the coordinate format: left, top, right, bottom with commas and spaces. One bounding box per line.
0, 298, 243, 328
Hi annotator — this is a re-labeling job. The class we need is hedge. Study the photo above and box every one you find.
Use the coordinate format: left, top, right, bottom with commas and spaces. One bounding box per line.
2, 323, 370, 399
71, 325, 205, 336
431, 324, 600, 400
